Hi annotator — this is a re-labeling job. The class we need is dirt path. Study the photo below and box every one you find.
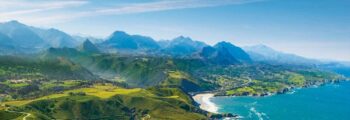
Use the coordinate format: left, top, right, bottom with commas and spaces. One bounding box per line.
22, 112, 31, 120
5, 107, 31, 120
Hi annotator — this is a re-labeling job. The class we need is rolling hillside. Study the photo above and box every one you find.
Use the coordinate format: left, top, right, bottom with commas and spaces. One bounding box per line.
2, 84, 207, 120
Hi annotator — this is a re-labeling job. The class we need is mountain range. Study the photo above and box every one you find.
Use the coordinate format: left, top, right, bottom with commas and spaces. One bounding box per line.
243, 44, 321, 65
158, 36, 208, 57
0, 21, 252, 64
0, 20, 348, 67
100, 31, 160, 51
0, 21, 81, 53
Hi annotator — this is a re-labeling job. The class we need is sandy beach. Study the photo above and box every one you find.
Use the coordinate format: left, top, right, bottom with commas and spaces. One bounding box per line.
193, 93, 218, 113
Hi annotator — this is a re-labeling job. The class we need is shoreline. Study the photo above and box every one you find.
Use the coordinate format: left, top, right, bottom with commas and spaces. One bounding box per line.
204, 80, 350, 119
192, 93, 219, 113
192, 80, 348, 112
214, 79, 347, 97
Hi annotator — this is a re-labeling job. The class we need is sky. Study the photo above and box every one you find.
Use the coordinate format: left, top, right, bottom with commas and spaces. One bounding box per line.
0, 0, 349, 61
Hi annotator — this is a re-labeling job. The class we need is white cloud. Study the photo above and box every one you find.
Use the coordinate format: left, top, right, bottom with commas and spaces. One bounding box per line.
93, 0, 262, 15
0, 0, 263, 25
0, 0, 88, 23
0, 0, 87, 8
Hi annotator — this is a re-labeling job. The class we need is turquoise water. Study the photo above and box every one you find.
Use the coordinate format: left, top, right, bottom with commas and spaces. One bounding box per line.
211, 81, 350, 120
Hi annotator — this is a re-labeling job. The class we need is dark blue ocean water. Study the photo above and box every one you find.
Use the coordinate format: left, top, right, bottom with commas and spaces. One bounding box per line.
211, 81, 350, 120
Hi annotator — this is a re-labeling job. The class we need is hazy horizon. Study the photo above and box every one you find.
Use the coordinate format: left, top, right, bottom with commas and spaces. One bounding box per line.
0, 0, 349, 61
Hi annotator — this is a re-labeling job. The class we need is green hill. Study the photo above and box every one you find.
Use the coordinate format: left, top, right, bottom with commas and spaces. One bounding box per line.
43, 48, 213, 91
0, 55, 98, 81
2, 84, 207, 120
0, 55, 101, 100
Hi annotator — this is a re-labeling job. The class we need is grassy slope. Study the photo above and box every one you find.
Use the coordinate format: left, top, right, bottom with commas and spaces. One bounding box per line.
0, 111, 24, 120
44, 49, 213, 91
0, 55, 97, 81
2, 84, 206, 120
0, 55, 102, 100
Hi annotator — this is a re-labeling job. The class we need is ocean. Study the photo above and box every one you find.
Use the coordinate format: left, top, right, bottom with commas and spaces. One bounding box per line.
211, 81, 350, 120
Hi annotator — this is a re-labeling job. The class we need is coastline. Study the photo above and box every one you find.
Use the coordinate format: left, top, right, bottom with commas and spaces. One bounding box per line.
214, 79, 346, 97
193, 93, 219, 113
207, 80, 350, 120
191, 80, 348, 119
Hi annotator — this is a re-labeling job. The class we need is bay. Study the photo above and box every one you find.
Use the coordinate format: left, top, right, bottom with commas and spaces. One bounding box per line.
211, 81, 350, 120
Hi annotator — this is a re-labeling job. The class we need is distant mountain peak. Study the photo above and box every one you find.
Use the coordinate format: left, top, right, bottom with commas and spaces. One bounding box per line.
214, 41, 252, 62
6, 20, 21, 24
172, 36, 195, 43
111, 31, 129, 36
215, 41, 236, 47
102, 31, 159, 50
79, 39, 100, 53
83, 39, 94, 45
0, 20, 26, 29
255, 44, 269, 48
199, 46, 239, 65
177, 35, 186, 38
244, 44, 319, 65
157, 36, 208, 56
249, 44, 273, 50
30, 27, 78, 48
0, 20, 48, 51
1, 20, 28, 28
174, 35, 190, 40
47, 28, 60, 32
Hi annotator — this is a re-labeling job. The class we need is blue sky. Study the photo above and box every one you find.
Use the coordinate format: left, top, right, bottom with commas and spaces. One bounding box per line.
0, 0, 349, 61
